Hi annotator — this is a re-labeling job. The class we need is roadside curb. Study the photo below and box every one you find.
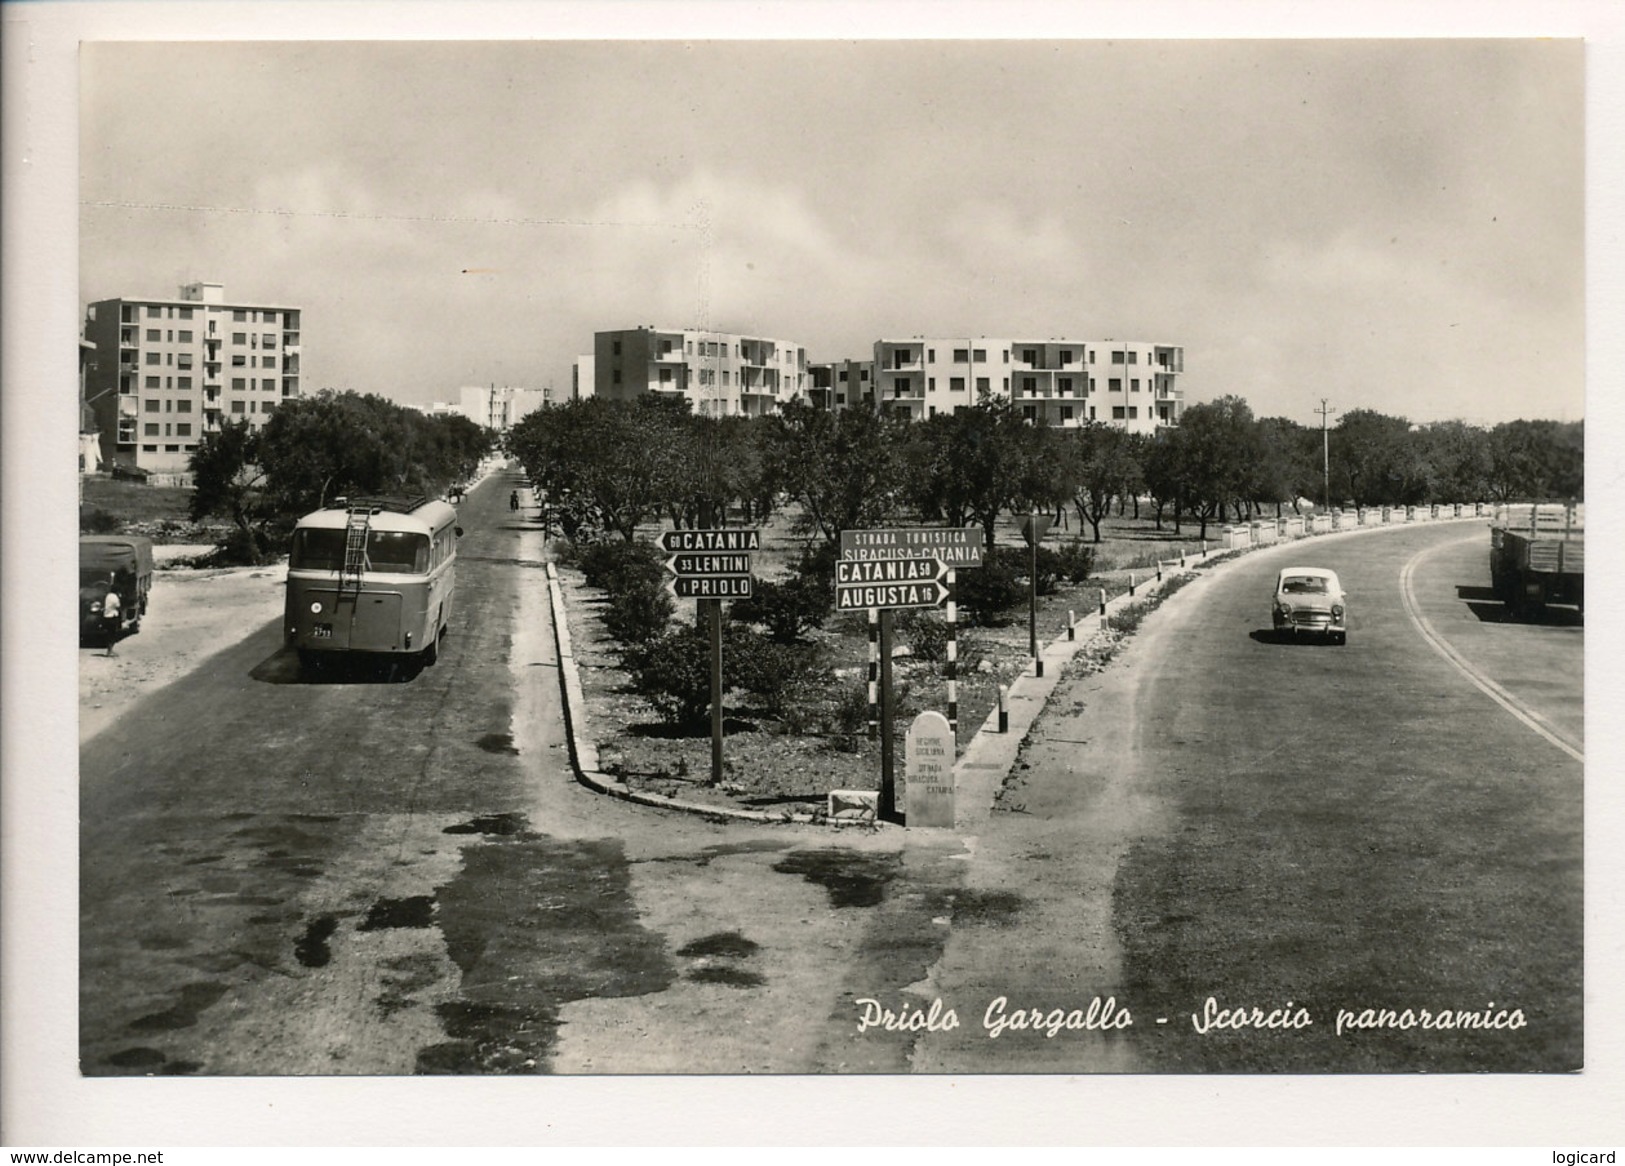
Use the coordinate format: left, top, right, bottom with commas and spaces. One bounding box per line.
545, 562, 823, 826
544, 515, 1487, 832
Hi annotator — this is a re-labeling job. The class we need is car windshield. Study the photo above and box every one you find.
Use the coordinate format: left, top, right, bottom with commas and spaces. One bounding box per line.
79, 568, 113, 588
1281, 575, 1330, 595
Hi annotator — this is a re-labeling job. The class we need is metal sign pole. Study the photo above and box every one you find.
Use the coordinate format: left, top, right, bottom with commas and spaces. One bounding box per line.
879, 607, 896, 822
1029, 512, 1041, 678
709, 597, 724, 786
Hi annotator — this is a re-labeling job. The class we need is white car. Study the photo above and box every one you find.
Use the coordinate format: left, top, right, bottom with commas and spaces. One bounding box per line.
1272, 566, 1347, 644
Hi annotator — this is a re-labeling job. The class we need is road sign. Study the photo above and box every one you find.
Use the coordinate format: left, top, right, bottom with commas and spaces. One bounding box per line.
835, 557, 948, 585
839, 527, 985, 566
670, 575, 753, 599
659, 528, 761, 553
835, 578, 950, 611
667, 552, 752, 576
1020, 514, 1054, 545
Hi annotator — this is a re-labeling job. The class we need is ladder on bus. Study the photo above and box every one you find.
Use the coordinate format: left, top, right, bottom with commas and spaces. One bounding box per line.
339, 505, 372, 597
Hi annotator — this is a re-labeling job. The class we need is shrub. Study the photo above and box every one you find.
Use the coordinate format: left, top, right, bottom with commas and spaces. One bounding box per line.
1050, 540, 1095, 584
80, 506, 123, 535
578, 538, 665, 594
958, 546, 1025, 623
728, 630, 833, 715
603, 582, 675, 645
623, 627, 713, 730
731, 573, 832, 644
895, 610, 953, 663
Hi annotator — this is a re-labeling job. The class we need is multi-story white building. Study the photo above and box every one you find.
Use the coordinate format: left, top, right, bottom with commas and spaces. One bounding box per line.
808, 359, 875, 411
594, 326, 809, 417
458, 385, 548, 431
866, 337, 1184, 433
81, 281, 302, 475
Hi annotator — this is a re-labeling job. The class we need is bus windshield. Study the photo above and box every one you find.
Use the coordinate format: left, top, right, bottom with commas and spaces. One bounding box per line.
291, 528, 431, 574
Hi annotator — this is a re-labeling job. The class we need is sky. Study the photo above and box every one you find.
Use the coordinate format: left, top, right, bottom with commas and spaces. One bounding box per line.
77, 38, 1583, 427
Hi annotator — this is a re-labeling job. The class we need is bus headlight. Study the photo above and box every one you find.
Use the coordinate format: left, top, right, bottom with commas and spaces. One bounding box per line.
310, 601, 323, 614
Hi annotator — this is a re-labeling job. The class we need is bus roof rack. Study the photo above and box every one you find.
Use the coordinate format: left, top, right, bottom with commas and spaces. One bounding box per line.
335, 494, 433, 515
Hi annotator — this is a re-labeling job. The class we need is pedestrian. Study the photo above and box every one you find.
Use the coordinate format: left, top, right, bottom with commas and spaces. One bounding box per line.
102, 586, 121, 657
509, 490, 520, 512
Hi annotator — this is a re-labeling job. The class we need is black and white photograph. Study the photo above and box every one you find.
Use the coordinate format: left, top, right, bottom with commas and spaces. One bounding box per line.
6, 0, 1624, 1153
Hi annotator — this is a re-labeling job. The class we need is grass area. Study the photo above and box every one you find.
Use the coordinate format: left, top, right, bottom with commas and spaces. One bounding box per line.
79, 475, 225, 543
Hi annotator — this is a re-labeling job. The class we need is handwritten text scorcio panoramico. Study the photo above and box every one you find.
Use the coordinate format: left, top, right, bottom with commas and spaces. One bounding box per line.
854, 996, 1529, 1039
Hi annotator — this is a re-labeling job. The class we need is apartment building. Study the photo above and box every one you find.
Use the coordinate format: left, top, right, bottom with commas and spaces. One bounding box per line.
81, 281, 301, 475
868, 337, 1184, 433
459, 384, 549, 431
808, 359, 875, 411
594, 326, 809, 417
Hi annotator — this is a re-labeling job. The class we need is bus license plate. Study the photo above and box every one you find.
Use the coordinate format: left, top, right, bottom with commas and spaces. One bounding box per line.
313, 624, 333, 638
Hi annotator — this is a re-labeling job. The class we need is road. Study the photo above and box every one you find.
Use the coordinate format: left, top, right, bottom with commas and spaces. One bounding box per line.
910, 522, 1582, 1072
80, 499, 1582, 1075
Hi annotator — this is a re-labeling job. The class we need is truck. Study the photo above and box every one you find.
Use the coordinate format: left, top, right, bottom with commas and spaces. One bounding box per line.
79, 535, 155, 646
1489, 503, 1584, 620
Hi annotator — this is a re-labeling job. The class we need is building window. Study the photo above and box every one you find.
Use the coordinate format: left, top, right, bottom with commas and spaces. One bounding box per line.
261, 401, 276, 414
1002, 350, 1010, 363
611, 370, 622, 385
1131, 379, 1140, 392
1112, 351, 1125, 364
179, 307, 193, 319
1090, 406, 1097, 420
233, 310, 246, 322
973, 348, 986, 362
145, 376, 160, 389
142, 444, 158, 452
927, 349, 935, 362
231, 401, 246, 414
950, 377, 965, 392
1003, 377, 1010, 391
178, 331, 193, 343
177, 377, 193, 390
658, 368, 672, 384
1112, 406, 1126, 420
1061, 350, 1073, 364
1022, 377, 1037, 394
148, 306, 163, 318
165, 444, 180, 452
954, 348, 969, 362
928, 378, 936, 391
144, 422, 160, 436
232, 378, 246, 390
976, 377, 990, 394
232, 332, 247, 345
232, 355, 246, 366
1061, 406, 1074, 421
262, 333, 275, 345
1022, 406, 1037, 421
262, 356, 277, 369
177, 354, 193, 369
1127, 351, 1138, 364
1022, 349, 1037, 365
144, 400, 160, 413
146, 328, 161, 341
145, 352, 160, 365
175, 423, 192, 437
1128, 407, 1138, 419
1109, 378, 1123, 392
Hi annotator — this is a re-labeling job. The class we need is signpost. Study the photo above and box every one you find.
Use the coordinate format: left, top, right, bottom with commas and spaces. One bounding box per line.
838, 526, 986, 825
663, 528, 759, 785
1020, 512, 1053, 678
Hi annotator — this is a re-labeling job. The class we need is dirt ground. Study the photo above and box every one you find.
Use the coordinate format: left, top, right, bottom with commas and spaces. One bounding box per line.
556, 508, 1219, 817
78, 555, 288, 744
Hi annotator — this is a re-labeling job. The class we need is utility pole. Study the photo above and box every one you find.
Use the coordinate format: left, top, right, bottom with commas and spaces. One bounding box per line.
1315, 398, 1338, 511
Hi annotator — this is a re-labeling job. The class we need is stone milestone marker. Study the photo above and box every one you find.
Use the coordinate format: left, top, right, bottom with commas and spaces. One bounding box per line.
905, 710, 955, 828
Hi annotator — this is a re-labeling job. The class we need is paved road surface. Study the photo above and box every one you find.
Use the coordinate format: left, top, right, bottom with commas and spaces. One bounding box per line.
81, 499, 1581, 1074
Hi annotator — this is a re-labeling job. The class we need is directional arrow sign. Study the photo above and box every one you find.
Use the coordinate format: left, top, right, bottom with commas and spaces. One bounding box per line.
835, 578, 950, 611
669, 575, 754, 599
659, 528, 761, 553
667, 552, 752, 576
835, 557, 948, 586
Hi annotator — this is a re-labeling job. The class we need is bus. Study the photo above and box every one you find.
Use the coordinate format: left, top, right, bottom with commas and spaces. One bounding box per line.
285, 495, 461, 673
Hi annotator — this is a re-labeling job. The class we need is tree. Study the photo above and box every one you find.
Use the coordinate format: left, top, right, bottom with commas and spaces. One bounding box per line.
1062, 422, 1142, 543
189, 419, 272, 561
762, 402, 906, 545
1330, 409, 1427, 507
903, 401, 1049, 546
1171, 395, 1264, 539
